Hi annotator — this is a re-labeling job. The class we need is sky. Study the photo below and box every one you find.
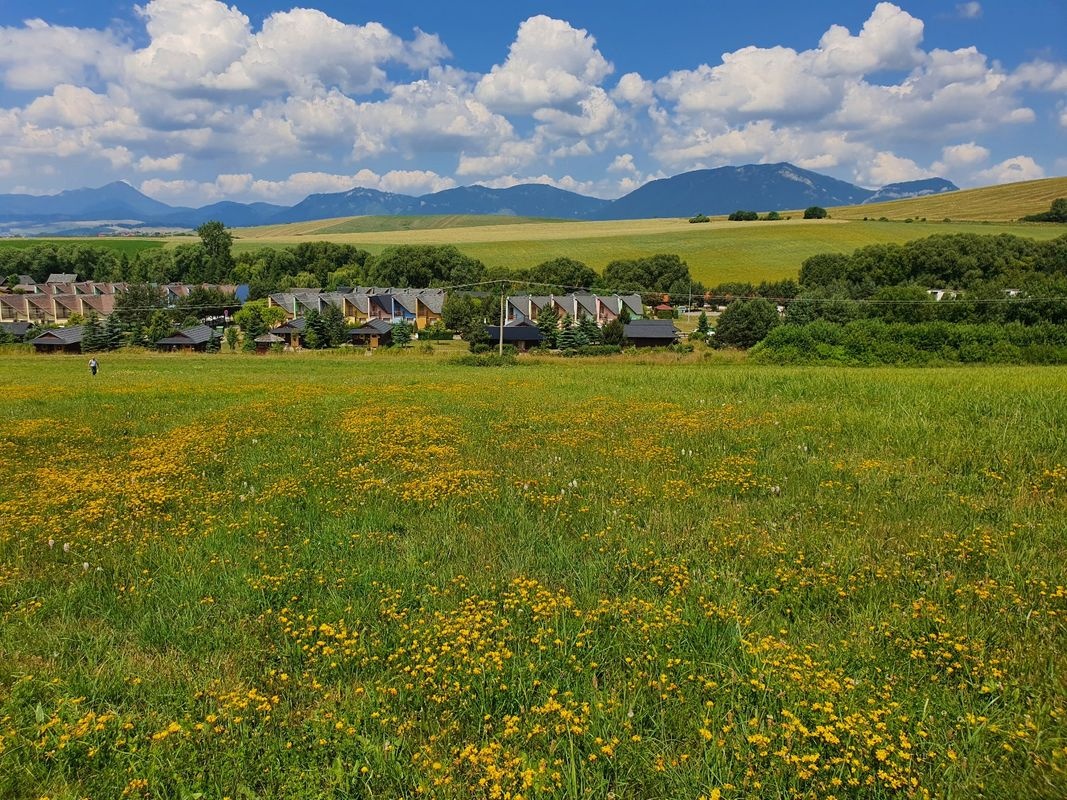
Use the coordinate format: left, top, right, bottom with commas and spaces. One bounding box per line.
0, 0, 1064, 206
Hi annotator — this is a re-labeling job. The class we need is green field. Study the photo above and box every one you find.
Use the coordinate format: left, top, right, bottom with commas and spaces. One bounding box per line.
230, 218, 1065, 286
2, 351, 1066, 799
0, 238, 166, 257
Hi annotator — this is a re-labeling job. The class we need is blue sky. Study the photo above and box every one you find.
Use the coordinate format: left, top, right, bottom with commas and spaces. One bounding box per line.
0, 0, 1064, 206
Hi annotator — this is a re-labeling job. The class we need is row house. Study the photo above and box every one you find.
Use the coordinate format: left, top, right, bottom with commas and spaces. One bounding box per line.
507, 294, 644, 327
0, 280, 233, 326
268, 288, 445, 329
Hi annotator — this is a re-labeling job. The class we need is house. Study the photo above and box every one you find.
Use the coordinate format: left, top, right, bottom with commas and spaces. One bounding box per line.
46, 273, 78, 284
349, 318, 394, 348
156, 324, 220, 353
624, 320, 681, 347
253, 332, 286, 353
0, 294, 29, 322
506, 294, 643, 326
272, 318, 306, 348
0, 321, 33, 341
32, 325, 84, 353
486, 322, 544, 351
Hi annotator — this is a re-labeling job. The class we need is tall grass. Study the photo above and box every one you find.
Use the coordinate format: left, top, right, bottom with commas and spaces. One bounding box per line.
1, 352, 1065, 798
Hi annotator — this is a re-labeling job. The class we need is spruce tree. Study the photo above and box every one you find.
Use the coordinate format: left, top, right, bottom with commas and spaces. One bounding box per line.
536, 305, 560, 348
557, 314, 577, 349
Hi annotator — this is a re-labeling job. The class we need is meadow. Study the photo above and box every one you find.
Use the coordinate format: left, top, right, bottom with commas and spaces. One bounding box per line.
227, 218, 1064, 287
0, 239, 166, 257
1, 350, 1066, 799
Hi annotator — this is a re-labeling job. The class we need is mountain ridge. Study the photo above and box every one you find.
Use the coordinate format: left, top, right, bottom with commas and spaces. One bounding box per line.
0, 165, 961, 233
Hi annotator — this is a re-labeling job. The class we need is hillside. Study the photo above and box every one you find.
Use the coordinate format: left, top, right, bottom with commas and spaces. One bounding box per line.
226, 217, 1064, 286
240, 214, 572, 238
829, 176, 1067, 221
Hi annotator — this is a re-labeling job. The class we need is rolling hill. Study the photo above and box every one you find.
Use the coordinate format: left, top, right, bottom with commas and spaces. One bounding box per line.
828, 176, 1067, 221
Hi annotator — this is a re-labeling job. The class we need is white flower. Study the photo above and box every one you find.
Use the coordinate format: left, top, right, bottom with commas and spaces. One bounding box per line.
48, 538, 55, 548
63, 542, 70, 553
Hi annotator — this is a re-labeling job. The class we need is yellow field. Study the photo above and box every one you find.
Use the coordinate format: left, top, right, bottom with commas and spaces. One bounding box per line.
830, 175, 1067, 221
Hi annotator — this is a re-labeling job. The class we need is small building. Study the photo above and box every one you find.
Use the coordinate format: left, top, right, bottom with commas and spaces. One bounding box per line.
486, 322, 544, 351
254, 332, 286, 354
349, 319, 394, 349
32, 325, 84, 354
624, 320, 681, 347
156, 324, 219, 353
272, 318, 306, 349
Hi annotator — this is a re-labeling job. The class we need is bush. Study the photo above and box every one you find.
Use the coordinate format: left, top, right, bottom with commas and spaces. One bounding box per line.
804, 206, 828, 219
451, 352, 518, 367
728, 210, 759, 221
688, 214, 710, 224
419, 321, 455, 340
751, 320, 1067, 365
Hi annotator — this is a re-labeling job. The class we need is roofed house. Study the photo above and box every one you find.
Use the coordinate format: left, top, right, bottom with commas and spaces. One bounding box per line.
156, 324, 220, 352
0, 321, 33, 341
507, 294, 643, 327
624, 319, 681, 347
254, 332, 286, 354
32, 325, 84, 353
349, 318, 394, 349
0, 294, 30, 322
271, 317, 306, 348
46, 273, 78, 284
486, 321, 543, 351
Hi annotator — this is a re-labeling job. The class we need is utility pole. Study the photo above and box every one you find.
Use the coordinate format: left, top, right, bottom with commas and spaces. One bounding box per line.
499, 281, 505, 356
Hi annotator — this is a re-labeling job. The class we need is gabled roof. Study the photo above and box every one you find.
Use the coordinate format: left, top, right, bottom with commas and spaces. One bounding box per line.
254, 332, 286, 344
46, 273, 77, 284
624, 320, 680, 339
0, 294, 28, 312
0, 321, 32, 337
415, 292, 444, 313
157, 324, 216, 346
351, 319, 394, 334
273, 317, 307, 334
33, 325, 84, 345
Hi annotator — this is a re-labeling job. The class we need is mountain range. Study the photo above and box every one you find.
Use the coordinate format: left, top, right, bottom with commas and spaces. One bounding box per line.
0, 163, 958, 234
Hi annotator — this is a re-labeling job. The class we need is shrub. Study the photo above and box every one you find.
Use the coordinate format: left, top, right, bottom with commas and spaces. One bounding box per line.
804, 206, 828, 219
688, 214, 710, 223
451, 352, 518, 367
728, 210, 759, 221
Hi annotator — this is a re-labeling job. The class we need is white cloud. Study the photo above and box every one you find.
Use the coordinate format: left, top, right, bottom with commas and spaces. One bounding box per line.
475, 16, 613, 114
956, 2, 982, 19
813, 2, 925, 76
456, 140, 540, 177
143, 168, 457, 205
0, 19, 127, 90
608, 154, 638, 174
856, 152, 934, 186
210, 9, 449, 95
0, 158, 12, 177
930, 141, 990, 175
973, 156, 1045, 185
613, 72, 654, 106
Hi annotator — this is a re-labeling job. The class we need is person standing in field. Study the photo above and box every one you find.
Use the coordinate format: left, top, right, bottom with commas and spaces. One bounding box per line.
88, 357, 98, 376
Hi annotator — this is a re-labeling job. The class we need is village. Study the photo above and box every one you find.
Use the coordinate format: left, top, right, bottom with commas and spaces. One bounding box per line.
0, 274, 685, 353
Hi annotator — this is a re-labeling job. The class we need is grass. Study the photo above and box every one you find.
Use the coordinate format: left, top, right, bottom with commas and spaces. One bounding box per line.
272, 214, 572, 236
829, 175, 1067, 222
1, 350, 1066, 799
0, 239, 166, 256
228, 218, 1065, 286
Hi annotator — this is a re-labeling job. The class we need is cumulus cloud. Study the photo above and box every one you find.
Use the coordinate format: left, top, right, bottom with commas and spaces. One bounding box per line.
608, 153, 638, 174
973, 156, 1045, 185
856, 152, 934, 186
613, 72, 655, 106
0, 19, 127, 90
142, 168, 456, 205
0, 1, 1065, 202
956, 2, 982, 19
475, 16, 612, 114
